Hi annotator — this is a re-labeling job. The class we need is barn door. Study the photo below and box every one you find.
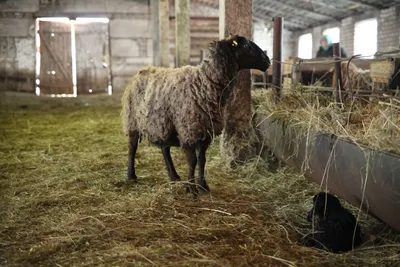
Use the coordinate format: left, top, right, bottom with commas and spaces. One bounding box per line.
38, 20, 73, 95
74, 22, 110, 95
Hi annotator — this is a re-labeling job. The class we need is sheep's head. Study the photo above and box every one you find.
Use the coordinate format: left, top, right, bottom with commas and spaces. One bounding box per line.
306, 192, 342, 221
224, 35, 270, 72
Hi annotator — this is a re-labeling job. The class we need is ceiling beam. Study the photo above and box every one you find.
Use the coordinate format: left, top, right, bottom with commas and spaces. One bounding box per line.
285, 0, 341, 13
339, 0, 380, 10
253, 4, 316, 28
255, 0, 337, 21
252, 11, 306, 31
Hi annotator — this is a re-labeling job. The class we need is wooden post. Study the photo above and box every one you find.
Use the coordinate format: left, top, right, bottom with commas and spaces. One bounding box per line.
219, 0, 252, 135
175, 0, 190, 67
272, 17, 283, 102
219, 0, 254, 166
333, 42, 343, 103
159, 0, 170, 67
151, 0, 160, 66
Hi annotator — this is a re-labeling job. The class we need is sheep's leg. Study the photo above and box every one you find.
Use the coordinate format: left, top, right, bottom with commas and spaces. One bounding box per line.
127, 131, 139, 182
161, 146, 181, 181
197, 141, 210, 193
183, 145, 198, 195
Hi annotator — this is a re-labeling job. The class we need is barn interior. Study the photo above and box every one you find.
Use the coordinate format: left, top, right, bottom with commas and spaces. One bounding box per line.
1, 0, 400, 266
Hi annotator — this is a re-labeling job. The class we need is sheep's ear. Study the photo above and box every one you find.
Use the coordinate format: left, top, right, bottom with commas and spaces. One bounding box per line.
231, 40, 238, 47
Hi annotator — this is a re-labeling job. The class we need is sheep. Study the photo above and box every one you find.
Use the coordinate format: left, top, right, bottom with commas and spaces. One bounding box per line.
121, 35, 270, 194
302, 192, 363, 253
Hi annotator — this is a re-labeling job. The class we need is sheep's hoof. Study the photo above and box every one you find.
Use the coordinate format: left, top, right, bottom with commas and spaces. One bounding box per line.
127, 176, 138, 183
198, 180, 210, 194
185, 184, 198, 196
199, 186, 210, 194
170, 175, 181, 182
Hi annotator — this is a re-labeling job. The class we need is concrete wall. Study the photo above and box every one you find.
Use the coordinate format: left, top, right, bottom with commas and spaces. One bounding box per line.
0, 13, 36, 92
292, 7, 400, 58
0, 0, 152, 93
378, 6, 400, 52
109, 16, 152, 91
340, 17, 355, 56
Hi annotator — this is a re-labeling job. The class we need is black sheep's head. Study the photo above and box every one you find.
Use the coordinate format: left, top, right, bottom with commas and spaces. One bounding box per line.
224, 35, 271, 72
307, 192, 343, 222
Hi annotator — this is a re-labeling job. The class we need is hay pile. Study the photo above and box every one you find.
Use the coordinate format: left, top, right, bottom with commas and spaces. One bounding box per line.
0, 91, 399, 267
253, 88, 400, 155
332, 61, 373, 91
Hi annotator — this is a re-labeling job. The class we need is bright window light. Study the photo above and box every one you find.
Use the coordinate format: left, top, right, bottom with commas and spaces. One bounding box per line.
323, 27, 340, 43
354, 18, 378, 58
298, 33, 312, 59
75, 17, 109, 23
71, 22, 77, 97
38, 17, 70, 22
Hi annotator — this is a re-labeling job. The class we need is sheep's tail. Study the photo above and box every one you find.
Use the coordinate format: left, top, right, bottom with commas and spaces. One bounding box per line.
121, 79, 136, 136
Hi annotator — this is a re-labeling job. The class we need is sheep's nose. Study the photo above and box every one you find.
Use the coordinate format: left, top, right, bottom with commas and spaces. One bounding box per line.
263, 54, 271, 69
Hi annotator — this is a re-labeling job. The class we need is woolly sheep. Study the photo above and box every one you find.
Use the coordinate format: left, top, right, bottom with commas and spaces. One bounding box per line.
121, 35, 270, 194
302, 192, 363, 253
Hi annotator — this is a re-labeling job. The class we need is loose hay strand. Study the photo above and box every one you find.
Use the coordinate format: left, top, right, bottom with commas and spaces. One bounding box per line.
0, 91, 399, 267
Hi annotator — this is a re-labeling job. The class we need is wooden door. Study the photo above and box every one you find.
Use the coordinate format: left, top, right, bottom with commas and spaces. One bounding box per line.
75, 22, 109, 95
38, 20, 73, 95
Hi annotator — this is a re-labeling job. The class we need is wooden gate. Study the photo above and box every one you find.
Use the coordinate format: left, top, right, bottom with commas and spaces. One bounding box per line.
75, 22, 109, 95
38, 20, 73, 95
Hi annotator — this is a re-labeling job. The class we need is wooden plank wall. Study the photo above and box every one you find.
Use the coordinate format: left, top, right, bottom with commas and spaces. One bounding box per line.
169, 17, 219, 66
38, 20, 73, 95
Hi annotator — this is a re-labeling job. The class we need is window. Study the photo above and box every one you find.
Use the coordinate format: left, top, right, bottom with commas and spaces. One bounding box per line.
354, 18, 378, 58
298, 33, 312, 59
323, 27, 340, 43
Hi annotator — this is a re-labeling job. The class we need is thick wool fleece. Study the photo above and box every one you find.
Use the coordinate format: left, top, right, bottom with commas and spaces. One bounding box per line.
121, 40, 239, 146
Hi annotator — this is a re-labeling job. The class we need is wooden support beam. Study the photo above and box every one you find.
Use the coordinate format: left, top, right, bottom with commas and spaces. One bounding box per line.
219, 0, 253, 135
219, 0, 256, 166
159, 0, 170, 67
151, 0, 160, 66
175, 0, 191, 67
272, 17, 283, 103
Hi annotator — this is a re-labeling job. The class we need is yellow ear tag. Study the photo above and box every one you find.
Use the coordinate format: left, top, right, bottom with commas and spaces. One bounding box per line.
232, 40, 238, 47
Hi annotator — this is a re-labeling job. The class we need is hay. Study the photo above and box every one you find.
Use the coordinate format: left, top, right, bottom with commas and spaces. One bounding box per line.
0, 91, 399, 267
332, 61, 373, 91
253, 88, 400, 155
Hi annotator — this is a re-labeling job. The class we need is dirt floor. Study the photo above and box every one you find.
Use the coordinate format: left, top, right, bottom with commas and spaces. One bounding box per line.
0, 92, 399, 267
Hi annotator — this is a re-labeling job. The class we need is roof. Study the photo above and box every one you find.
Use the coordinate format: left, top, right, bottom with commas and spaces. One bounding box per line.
193, 0, 400, 31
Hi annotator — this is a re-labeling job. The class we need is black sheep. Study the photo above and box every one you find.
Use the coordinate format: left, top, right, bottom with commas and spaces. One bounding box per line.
302, 192, 362, 253
121, 35, 270, 194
